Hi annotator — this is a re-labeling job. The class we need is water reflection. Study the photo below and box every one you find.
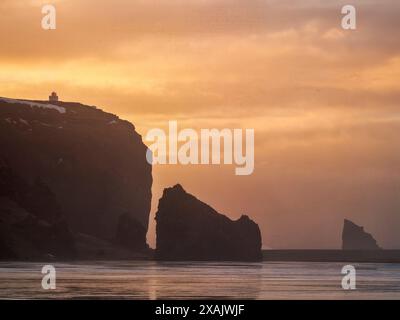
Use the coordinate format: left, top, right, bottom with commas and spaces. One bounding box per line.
0, 261, 399, 299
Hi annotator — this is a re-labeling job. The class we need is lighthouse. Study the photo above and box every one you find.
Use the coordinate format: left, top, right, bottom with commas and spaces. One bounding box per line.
49, 92, 58, 102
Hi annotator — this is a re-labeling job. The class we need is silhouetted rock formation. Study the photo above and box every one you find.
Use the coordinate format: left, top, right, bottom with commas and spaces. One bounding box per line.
0, 97, 152, 259
114, 212, 148, 252
342, 219, 381, 250
155, 184, 262, 261
0, 166, 75, 259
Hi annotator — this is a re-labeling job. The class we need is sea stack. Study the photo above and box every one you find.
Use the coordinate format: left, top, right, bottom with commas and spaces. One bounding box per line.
342, 219, 381, 250
155, 184, 262, 261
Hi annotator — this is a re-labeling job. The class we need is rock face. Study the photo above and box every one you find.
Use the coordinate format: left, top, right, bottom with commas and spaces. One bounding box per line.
155, 184, 262, 261
342, 219, 381, 250
0, 165, 76, 259
0, 97, 152, 259
114, 212, 148, 251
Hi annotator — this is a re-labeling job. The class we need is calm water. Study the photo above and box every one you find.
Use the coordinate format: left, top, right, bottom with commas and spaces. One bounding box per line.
0, 261, 399, 299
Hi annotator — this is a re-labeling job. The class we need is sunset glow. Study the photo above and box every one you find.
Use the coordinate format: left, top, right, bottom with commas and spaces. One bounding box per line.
1, 0, 400, 249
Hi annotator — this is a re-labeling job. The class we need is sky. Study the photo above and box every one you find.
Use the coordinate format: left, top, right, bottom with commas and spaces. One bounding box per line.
1, 0, 400, 248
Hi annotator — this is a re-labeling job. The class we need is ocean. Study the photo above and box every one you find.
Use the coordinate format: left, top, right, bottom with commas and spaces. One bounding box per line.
0, 261, 399, 299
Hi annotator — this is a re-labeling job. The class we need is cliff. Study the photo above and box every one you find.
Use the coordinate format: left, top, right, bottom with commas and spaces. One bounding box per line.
155, 184, 262, 261
342, 219, 381, 250
0, 97, 152, 259
0, 165, 76, 259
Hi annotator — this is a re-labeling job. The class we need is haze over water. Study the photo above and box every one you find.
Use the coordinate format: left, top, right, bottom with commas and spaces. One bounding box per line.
1, 261, 400, 299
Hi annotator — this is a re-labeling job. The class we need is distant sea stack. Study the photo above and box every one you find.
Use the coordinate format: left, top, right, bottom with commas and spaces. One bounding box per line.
0, 96, 152, 259
155, 184, 262, 261
342, 219, 381, 250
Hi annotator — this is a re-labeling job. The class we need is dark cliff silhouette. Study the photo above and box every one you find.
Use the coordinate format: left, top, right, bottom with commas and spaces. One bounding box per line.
0, 165, 75, 259
342, 219, 381, 250
114, 212, 148, 251
155, 184, 262, 261
0, 97, 152, 259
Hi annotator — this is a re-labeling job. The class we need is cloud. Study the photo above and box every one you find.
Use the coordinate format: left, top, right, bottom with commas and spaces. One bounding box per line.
2, 0, 400, 248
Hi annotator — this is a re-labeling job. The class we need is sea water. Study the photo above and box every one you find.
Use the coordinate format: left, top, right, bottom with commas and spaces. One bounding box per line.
0, 261, 399, 299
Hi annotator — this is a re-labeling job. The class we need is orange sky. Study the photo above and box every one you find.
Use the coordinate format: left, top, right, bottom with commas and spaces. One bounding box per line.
1, 0, 400, 248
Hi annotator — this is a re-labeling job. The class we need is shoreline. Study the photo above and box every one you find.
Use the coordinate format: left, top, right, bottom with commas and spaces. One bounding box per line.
2, 250, 400, 263
263, 249, 400, 263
